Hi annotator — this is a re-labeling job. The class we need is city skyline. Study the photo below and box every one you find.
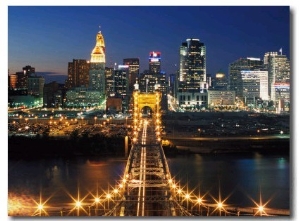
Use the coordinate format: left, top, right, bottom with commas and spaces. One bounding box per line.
8, 6, 290, 83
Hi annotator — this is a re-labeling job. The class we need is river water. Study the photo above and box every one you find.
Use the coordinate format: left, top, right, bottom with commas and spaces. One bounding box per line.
8, 152, 290, 216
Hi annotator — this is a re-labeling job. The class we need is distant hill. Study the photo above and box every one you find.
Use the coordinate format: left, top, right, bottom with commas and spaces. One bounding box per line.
36, 72, 67, 84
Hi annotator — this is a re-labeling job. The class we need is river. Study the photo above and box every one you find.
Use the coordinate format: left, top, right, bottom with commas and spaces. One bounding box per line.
8, 152, 290, 216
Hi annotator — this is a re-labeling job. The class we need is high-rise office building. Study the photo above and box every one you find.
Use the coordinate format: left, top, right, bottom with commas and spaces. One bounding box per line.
149, 52, 161, 74
105, 67, 114, 96
89, 30, 106, 96
179, 38, 206, 86
241, 70, 268, 106
113, 65, 130, 112
123, 58, 139, 93
264, 51, 290, 105
177, 38, 207, 110
229, 57, 264, 101
65, 59, 90, 89
213, 71, 228, 90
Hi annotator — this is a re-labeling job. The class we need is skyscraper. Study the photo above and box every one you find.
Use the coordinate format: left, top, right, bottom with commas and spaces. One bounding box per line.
228, 57, 264, 101
65, 59, 90, 89
176, 38, 207, 110
89, 30, 106, 96
179, 38, 206, 87
123, 58, 139, 93
264, 51, 290, 105
149, 52, 161, 74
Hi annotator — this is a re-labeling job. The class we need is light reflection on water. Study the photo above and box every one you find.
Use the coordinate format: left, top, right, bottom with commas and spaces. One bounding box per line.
8, 153, 290, 216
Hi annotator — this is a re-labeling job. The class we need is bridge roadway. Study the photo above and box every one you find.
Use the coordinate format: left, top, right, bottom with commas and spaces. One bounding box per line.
105, 118, 190, 216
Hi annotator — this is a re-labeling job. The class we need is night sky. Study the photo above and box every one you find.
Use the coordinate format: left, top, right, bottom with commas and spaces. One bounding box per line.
8, 5, 290, 83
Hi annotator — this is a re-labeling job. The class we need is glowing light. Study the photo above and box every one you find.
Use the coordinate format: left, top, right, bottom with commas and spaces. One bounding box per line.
38, 204, 43, 210
76, 201, 81, 208
95, 197, 100, 203
218, 202, 223, 209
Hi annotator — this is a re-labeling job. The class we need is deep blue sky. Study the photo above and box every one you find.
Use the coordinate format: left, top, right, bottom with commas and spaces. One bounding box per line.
8, 6, 290, 83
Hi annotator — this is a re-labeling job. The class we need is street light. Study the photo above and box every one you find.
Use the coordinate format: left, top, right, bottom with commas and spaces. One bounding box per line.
94, 116, 97, 125
217, 202, 223, 216
38, 204, 43, 216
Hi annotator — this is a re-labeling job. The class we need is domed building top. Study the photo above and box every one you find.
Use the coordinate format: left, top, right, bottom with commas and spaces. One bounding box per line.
90, 30, 106, 63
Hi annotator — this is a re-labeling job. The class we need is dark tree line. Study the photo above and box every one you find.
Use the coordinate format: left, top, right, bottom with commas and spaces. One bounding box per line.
8, 133, 127, 159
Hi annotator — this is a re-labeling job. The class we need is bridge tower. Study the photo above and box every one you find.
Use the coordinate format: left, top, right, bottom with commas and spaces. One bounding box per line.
132, 84, 162, 143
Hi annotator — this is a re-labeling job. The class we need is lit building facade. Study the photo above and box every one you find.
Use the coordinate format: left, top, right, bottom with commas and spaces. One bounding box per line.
229, 57, 264, 101
112, 65, 130, 112
264, 51, 290, 104
65, 59, 90, 89
207, 90, 236, 107
241, 70, 268, 106
65, 87, 103, 108
179, 38, 206, 85
8, 65, 44, 108
123, 58, 139, 93
105, 67, 114, 96
65, 30, 107, 109
212, 71, 228, 90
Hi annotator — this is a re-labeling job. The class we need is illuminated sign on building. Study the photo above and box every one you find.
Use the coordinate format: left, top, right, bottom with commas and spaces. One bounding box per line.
149, 51, 161, 63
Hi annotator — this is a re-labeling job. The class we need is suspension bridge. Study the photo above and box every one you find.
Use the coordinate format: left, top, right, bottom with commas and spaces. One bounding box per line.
29, 89, 289, 217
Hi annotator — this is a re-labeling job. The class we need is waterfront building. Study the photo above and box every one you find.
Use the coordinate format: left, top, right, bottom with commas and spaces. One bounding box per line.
65, 59, 90, 89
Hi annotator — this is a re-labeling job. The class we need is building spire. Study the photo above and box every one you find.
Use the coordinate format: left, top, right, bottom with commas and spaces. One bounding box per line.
90, 29, 105, 63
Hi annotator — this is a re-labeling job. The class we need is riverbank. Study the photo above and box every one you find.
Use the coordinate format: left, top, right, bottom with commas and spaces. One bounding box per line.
163, 136, 290, 155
